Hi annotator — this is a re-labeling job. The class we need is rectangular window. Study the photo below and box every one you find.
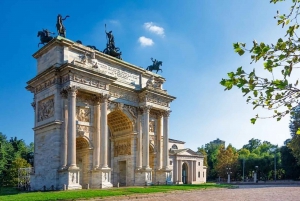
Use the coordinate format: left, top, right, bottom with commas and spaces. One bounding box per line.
198, 162, 200, 166
198, 172, 200, 178
170, 161, 172, 165
203, 172, 205, 178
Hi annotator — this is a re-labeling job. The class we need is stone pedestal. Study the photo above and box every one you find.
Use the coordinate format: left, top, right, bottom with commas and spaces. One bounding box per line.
91, 168, 113, 189
135, 169, 152, 186
59, 169, 82, 190
156, 170, 173, 184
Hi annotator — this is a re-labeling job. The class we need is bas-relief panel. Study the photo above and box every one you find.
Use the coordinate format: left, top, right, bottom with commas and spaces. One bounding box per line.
76, 107, 90, 122
37, 96, 54, 122
109, 87, 138, 103
69, 49, 140, 86
114, 139, 131, 157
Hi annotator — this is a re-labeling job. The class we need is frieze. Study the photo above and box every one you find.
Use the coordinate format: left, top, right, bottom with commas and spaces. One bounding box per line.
114, 139, 131, 157
35, 77, 59, 94
62, 73, 107, 90
37, 96, 54, 122
73, 56, 139, 84
139, 94, 169, 107
109, 87, 138, 103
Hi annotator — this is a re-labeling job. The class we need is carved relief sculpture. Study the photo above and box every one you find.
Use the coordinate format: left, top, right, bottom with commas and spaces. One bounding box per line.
76, 107, 90, 122
38, 97, 54, 122
114, 139, 131, 157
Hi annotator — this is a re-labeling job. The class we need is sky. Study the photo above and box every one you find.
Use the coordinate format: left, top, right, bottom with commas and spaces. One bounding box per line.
0, 0, 294, 150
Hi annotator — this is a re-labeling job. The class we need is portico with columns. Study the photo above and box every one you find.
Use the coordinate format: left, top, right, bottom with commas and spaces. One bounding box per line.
26, 36, 178, 190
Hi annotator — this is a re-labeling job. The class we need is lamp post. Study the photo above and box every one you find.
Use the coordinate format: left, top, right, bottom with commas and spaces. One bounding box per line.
254, 166, 258, 183
226, 167, 232, 183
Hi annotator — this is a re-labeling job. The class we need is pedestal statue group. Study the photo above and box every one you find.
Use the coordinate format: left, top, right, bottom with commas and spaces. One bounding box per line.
37, 14, 162, 73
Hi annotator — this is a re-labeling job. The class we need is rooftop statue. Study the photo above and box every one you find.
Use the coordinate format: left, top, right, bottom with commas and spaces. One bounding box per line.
56, 14, 69, 37
146, 58, 163, 73
37, 29, 54, 47
103, 24, 122, 60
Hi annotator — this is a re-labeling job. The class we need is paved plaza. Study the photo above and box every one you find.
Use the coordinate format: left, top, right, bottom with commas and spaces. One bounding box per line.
96, 185, 300, 201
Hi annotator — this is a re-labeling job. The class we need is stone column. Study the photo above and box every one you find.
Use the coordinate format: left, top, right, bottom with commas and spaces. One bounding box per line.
190, 161, 193, 183
178, 160, 182, 183
93, 95, 101, 169
60, 89, 68, 169
142, 106, 151, 170
67, 86, 78, 169
193, 161, 196, 181
100, 94, 110, 169
156, 113, 163, 170
162, 111, 171, 170
136, 108, 143, 170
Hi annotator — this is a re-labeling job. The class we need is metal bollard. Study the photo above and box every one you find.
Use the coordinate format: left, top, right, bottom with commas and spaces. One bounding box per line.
145, 181, 147, 186
86, 183, 89, 189
63, 184, 66, 191
117, 182, 119, 188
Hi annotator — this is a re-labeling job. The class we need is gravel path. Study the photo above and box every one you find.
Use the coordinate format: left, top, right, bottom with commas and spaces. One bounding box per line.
91, 185, 300, 201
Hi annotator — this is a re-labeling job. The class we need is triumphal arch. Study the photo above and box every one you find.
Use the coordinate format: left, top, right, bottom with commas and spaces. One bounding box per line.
27, 36, 178, 190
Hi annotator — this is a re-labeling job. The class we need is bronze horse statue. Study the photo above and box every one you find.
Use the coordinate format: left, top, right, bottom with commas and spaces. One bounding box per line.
37, 30, 54, 47
146, 61, 163, 73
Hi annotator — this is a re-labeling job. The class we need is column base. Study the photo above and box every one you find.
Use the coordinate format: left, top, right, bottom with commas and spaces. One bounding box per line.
58, 169, 82, 190
135, 169, 152, 186
156, 170, 173, 184
90, 168, 113, 189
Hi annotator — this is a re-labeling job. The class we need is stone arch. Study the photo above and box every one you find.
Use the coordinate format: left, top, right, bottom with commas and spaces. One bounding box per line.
76, 136, 92, 150
107, 110, 133, 136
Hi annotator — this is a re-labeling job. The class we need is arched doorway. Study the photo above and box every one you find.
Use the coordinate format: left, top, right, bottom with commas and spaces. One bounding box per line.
76, 137, 90, 187
182, 162, 188, 184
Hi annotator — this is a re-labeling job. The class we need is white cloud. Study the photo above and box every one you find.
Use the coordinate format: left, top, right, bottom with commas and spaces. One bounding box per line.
138, 36, 154, 47
144, 22, 165, 37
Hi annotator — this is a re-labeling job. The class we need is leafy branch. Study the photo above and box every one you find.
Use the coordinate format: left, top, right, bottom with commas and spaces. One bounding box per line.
220, 0, 300, 125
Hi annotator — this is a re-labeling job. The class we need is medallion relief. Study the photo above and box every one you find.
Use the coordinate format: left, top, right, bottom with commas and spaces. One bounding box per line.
37, 96, 54, 122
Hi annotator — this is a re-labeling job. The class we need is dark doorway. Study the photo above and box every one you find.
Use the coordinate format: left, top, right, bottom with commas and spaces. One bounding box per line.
182, 162, 188, 184
119, 161, 126, 186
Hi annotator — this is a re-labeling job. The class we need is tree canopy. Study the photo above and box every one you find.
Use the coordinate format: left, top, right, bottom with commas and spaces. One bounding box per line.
220, 0, 300, 126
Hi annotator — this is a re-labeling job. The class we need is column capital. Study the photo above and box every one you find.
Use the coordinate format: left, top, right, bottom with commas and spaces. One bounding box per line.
141, 105, 152, 114
92, 95, 101, 105
162, 110, 171, 117
66, 86, 79, 96
100, 94, 110, 103
60, 89, 68, 99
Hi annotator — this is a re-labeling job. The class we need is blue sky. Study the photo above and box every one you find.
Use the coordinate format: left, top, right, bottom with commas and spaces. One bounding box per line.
0, 0, 293, 150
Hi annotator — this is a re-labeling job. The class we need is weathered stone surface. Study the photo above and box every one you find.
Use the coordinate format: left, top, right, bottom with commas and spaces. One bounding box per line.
27, 37, 205, 191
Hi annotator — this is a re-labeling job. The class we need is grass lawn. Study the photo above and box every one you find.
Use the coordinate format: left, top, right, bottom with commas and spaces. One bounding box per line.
0, 183, 231, 201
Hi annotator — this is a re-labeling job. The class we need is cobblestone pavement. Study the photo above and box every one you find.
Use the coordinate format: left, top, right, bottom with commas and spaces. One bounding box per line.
93, 185, 300, 201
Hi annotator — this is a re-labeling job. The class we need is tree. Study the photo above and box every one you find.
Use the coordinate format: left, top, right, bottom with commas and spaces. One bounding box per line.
197, 146, 208, 166
288, 105, 300, 164
6, 158, 31, 186
243, 138, 262, 152
215, 145, 239, 179
220, 0, 300, 125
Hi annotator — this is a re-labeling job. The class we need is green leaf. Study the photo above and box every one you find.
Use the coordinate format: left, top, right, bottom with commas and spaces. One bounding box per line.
251, 118, 256, 124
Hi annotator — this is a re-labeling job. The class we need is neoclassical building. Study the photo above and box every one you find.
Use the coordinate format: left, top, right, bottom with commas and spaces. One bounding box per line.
26, 36, 206, 190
